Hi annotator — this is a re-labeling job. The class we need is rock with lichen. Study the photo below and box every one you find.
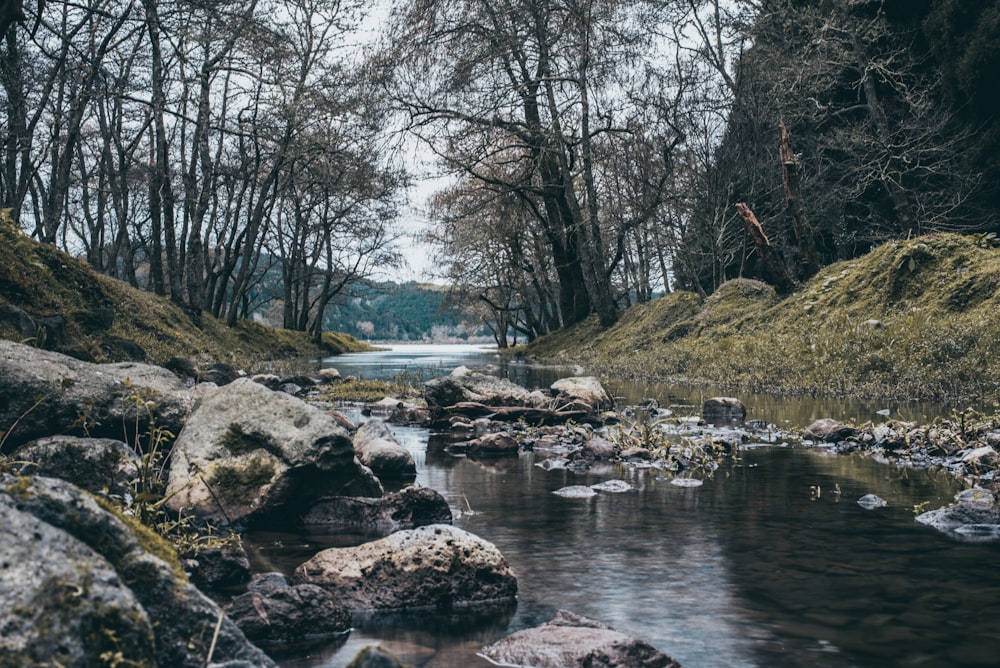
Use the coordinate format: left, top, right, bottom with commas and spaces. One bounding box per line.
292, 524, 516, 610
165, 378, 382, 527
480, 610, 683, 668
0, 473, 273, 667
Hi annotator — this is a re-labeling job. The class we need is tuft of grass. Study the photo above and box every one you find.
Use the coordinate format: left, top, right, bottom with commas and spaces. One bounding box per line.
519, 233, 1000, 404
320, 378, 423, 403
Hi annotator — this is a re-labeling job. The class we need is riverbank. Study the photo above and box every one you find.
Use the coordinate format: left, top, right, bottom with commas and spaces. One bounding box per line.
0, 210, 371, 369
517, 233, 1000, 404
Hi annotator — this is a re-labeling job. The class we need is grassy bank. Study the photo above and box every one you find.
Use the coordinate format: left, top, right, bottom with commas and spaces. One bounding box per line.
0, 211, 371, 367
519, 233, 1000, 404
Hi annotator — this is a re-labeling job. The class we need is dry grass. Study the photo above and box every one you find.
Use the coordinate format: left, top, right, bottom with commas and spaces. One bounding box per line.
518, 233, 1000, 403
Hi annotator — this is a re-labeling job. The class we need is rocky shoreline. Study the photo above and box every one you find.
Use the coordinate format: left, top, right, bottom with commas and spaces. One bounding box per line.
3, 339, 1000, 666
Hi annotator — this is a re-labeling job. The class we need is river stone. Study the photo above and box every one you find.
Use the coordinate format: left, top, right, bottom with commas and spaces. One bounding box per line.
226, 582, 350, 644
550, 376, 614, 412
9, 435, 139, 495
0, 340, 193, 450
553, 485, 598, 499
345, 645, 410, 668
468, 432, 520, 457
581, 435, 616, 460
955, 488, 996, 504
804, 419, 856, 443
480, 609, 683, 668
0, 473, 274, 667
165, 378, 382, 527
292, 524, 517, 611
302, 486, 452, 530
423, 369, 535, 408
591, 480, 633, 493
702, 397, 746, 422
354, 419, 416, 479
916, 501, 1000, 540
857, 494, 888, 510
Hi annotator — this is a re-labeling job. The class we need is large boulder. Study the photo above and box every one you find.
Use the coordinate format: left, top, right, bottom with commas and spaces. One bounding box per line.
550, 376, 613, 412
480, 610, 683, 668
467, 432, 520, 457
0, 473, 274, 667
0, 340, 193, 450
8, 436, 139, 495
423, 368, 536, 408
226, 573, 350, 645
292, 524, 517, 611
302, 486, 452, 531
165, 378, 382, 527
354, 420, 416, 479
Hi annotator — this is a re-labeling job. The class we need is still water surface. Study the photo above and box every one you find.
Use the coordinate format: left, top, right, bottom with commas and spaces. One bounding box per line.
251, 344, 1000, 667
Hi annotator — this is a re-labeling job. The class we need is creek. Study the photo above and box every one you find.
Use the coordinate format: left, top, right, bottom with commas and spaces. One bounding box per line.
248, 344, 1000, 668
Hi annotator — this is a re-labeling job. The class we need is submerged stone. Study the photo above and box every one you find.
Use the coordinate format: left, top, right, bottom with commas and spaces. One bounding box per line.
857, 494, 888, 510
552, 485, 598, 498
590, 480, 634, 493
670, 478, 703, 488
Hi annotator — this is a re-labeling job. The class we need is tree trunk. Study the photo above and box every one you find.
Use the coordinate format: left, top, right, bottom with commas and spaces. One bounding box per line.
779, 119, 819, 278
736, 202, 795, 294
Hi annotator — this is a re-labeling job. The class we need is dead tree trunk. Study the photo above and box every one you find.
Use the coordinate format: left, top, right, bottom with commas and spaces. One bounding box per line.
779, 119, 819, 279
736, 202, 796, 294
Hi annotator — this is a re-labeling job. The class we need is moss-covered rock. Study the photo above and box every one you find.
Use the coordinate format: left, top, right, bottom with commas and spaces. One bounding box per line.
0, 473, 274, 667
166, 379, 382, 527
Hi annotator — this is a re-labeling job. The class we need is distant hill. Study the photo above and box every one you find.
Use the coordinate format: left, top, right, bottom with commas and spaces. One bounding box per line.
318, 282, 491, 343
521, 233, 1000, 403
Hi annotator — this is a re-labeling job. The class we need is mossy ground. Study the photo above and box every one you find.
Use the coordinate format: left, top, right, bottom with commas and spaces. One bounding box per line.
0, 210, 371, 367
520, 233, 1000, 404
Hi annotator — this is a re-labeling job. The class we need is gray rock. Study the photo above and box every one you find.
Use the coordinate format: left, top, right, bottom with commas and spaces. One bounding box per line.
302, 486, 452, 530
480, 610, 682, 668
581, 435, 616, 460
0, 303, 38, 340
917, 500, 1000, 540
226, 582, 350, 644
165, 378, 382, 527
591, 480, 633, 493
804, 418, 856, 443
702, 397, 746, 422
354, 420, 416, 479
10, 436, 139, 495
292, 524, 517, 611
0, 340, 192, 450
184, 543, 251, 591
553, 485, 598, 499
550, 376, 614, 412
468, 432, 520, 457
857, 494, 887, 510
0, 473, 274, 667
345, 645, 411, 668
423, 370, 534, 408
318, 367, 342, 383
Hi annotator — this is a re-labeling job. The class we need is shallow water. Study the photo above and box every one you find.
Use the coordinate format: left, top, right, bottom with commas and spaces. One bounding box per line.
253, 345, 1000, 667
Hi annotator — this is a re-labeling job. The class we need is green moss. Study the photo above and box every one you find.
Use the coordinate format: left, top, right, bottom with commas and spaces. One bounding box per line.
5, 475, 34, 499
207, 454, 277, 506
217, 423, 272, 456
0, 209, 372, 368
522, 233, 1000, 403
6, 573, 156, 668
92, 496, 187, 583
320, 378, 422, 403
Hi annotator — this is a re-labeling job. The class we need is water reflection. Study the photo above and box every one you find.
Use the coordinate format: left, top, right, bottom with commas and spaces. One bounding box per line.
267, 345, 1000, 667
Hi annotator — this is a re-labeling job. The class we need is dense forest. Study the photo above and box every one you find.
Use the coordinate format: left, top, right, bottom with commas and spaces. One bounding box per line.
2, 0, 998, 346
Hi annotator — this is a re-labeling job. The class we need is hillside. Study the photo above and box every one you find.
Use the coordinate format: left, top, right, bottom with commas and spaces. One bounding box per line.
520, 233, 1000, 403
0, 211, 370, 367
